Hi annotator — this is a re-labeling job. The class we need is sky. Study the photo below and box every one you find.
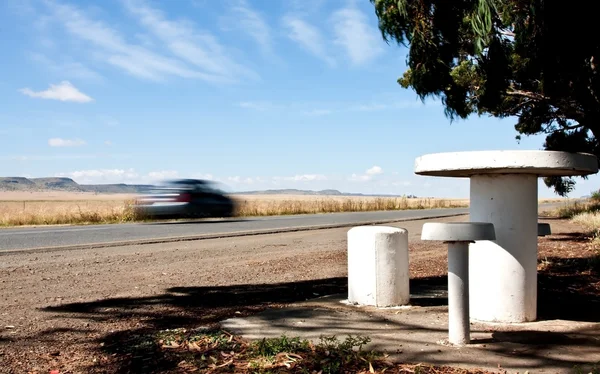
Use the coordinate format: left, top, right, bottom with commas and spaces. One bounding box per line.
1, 0, 598, 198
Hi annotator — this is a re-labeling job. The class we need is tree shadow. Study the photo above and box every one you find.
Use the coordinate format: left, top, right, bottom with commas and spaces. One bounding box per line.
538, 255, 600, 322
34, 262, 599, 373
545, 232, 593, 242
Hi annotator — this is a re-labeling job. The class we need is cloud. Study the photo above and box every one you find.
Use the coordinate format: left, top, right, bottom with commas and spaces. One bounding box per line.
331, 6, 384, 66
236, 98, 433, 115
238, 101, 280, 111
350, 166, 384, 182
230, 0, 274, 57
55, 168, 183, 184
282, 16, 335, 67
104, 140, 113, 146
44, 1, 243, 83
48, 137, 87, 147
349, 173, 371, 182
288, 0, 326, 15
353, 103, 388, 112
20, 81, 93, 103
0, 153, 133, 161
278, 174, 328, 182
122, 0, 258, 83
29, 53, 103, 82
147, 170, 179, 180
366, 166, 383, 175
63, 168, 137, 178
191, 173, 215, 180
352, 100, 431, 111
304, 109, 332, 116
227, 176, 256, 184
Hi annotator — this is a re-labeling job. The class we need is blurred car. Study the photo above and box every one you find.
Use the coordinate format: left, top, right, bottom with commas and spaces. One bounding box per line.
133, 179, 237, 219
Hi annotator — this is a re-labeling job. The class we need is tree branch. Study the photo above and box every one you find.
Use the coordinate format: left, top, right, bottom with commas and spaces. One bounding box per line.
505, 88, 587, 122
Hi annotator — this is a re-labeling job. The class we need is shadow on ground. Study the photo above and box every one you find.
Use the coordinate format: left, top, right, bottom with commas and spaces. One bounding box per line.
538, 255, 600, 322
546, 232, 594, 242
142, 218, 251, 226
36, 264, 600, 373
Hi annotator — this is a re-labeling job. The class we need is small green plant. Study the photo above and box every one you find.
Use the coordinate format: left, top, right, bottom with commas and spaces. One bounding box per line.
314, 335, 379, 374
250, 335, 311, 358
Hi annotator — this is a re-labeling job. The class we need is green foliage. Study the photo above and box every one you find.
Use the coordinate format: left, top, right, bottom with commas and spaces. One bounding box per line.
250, 335, 311, 358
371, 0, 600, 196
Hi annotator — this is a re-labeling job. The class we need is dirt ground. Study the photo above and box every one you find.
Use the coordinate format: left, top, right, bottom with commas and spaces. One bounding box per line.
0, 216, 598, 373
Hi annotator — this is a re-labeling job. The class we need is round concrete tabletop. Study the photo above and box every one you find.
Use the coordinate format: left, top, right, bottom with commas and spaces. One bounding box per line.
414, 150, 598, 177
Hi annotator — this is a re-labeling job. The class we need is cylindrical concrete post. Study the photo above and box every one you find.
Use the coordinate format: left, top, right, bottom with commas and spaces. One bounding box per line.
469, 174, 538, 322
347, 226, 410, 307
447, 242, 470, 345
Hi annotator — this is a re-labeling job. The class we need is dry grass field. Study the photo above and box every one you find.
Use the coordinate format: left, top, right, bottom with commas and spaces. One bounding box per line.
0, 191, 471, 227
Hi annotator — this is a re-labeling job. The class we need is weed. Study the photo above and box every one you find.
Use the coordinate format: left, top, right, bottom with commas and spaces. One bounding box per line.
250, 335, 311, 358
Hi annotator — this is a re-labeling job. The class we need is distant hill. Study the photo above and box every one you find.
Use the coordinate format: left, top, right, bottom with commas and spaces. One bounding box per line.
0, 177, 36, 191
0, 177, 150, 194
31, 177, 83, 191
234, 188, 416, 198
0, 177, 418, 197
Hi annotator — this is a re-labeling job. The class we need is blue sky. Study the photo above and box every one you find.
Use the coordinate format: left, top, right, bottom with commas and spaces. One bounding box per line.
1, 0, 597, 198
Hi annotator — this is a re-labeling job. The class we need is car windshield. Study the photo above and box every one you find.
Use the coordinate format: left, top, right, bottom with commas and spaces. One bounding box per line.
149, 180, 225, 194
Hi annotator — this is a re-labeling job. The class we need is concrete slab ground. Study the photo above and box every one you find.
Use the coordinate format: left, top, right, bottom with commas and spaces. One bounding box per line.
221, 291, 600, 374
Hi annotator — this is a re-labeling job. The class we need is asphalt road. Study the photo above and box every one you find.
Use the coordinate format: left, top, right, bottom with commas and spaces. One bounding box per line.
0, 208, 469, 251
1, 201, 570, 252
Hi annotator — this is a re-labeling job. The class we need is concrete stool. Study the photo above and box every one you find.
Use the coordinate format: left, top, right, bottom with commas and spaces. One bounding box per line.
538, 223, 551, 236
347, 226, 409, 307
421, 222, 495, 345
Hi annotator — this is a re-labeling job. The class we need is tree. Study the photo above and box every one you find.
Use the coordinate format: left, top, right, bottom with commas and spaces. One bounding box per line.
370, 0, 600, 195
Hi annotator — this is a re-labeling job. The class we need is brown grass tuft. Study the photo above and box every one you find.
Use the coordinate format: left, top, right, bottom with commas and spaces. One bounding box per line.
0, 199, 138, 227
233, 196, 468, 216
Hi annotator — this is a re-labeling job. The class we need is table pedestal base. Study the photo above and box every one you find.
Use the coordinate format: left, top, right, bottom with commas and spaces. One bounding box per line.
469, 174, 538, 323
448, 242, 470, 345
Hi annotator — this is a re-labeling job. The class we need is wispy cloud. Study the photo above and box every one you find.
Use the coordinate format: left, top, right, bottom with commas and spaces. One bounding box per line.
48, 137, 87, 147
351, 99, 434, 112
275, 174, 328, 182
230, 0, 274, 57
147, 170, 179, 180
20, 81, 93, 103
331, 6, 384, 66
288, 0, 326, 15
29, 53, 103, 82
349, 173, 372, 182
43, 0, 248, 83
56, 168, 183, 184
303, 109, 332, 116
282, 16, 335, 67
0, 153, 132, 161
58, 168, 138, 180
237, 98, 431, 114
238, 101, 280, 111
123, 0, 258, 83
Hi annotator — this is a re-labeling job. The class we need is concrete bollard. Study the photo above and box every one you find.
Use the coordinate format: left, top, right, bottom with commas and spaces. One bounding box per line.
347, 226, 410, 307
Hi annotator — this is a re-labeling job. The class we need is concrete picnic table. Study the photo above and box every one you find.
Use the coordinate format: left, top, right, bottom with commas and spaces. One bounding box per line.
414, 150, 598, 323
